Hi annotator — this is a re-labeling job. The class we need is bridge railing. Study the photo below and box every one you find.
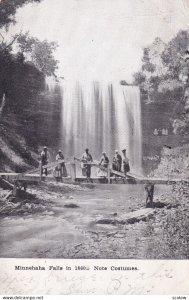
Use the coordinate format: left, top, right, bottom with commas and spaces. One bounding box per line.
73, 157, 111, 182
38, 158, 113, 181
39, 159, 73, 180
73, 157, 129, 181
31, 157, 129, 182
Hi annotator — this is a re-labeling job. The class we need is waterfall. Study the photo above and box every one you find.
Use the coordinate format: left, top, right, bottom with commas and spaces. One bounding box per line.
57, 80, 142, 174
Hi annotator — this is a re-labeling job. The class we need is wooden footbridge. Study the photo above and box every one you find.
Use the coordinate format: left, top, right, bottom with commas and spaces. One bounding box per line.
0, 157, 187, 194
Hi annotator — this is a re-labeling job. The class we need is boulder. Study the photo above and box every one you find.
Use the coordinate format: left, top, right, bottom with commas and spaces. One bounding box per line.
96, 208, 155, 225
118, 208, 154, 224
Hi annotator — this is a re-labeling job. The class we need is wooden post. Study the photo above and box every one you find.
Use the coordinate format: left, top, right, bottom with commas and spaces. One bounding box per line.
107, 164, 111, 184
39, 161, 42, 181
70, 162, 76, 181
145, 183, 154, 206
12, 181, 18, 197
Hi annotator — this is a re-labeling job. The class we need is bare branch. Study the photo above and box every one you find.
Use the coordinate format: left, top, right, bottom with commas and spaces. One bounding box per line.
6, 34, 19, 48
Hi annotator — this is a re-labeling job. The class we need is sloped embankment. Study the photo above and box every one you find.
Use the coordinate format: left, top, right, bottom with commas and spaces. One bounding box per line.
0, 115, 38, 173
147, 144, 189, 259
152, 144, 189, 179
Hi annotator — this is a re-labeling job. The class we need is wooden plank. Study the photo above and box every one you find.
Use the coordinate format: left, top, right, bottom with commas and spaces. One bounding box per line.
110, 169, 126, 178
74, 157, 99, 167
42, 159, 67, 170
0, 177, 14, 189
27, 168, 40, 174
3, 190, 13, 200
0, 170, 188, 185
0, 172, 184, 182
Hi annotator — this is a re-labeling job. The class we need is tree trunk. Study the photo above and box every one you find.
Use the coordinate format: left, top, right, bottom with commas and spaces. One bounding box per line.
0, 93, 6, 120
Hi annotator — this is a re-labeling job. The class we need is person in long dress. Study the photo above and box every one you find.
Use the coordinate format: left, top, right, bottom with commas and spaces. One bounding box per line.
122, 149, 130, 176
55, 149, 67, 180
112, 150, 122, 172
97, 152, 109, 177
162, 128, 166, 135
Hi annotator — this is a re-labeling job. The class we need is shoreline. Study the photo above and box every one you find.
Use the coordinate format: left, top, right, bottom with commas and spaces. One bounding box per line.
0, 182, 188, 259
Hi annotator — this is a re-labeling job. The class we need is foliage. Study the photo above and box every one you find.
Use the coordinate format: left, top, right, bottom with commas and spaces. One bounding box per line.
16, 32, 59, 76
0, 0, 59, 116
133, 72, 146, 86
0, 0, 42, 29
0, 47, 45, 113
161, 31, 189, 79
158, 78, 183, 96
133, 30, 189, 132
133, 31, 189, 100
141, 48, 156, 73
161, 183, 189, 259
120, 80, 129, 85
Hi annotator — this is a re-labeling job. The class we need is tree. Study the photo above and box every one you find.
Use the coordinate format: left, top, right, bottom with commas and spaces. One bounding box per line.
133, 44, 162, 100
0, 0, 42, 29
160, 31, 189, 122
133, 30, 189, 134
0, 46, 45, 115
161, 31, 189, 80
16, 32, 59, 76
141, 48, 156, 73
133, 31, 189, 100
0, 0, 59, 117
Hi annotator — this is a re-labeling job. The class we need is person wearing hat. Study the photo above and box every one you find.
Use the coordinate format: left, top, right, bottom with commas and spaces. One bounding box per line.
81, 148, 93, 180
122, 149, 130, 176
97, 151, 109, 177
40, 146, 50, 176
112, 150, 122, 172
56, 149, 67, 180
99, 151, 109, 168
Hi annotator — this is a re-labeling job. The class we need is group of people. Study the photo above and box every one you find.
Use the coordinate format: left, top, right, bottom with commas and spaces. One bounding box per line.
113, 149, 130, 174
40, 146, 130, 180
40, 146, 67, 181
81, 148, 130, 179
153, 128, 169, 136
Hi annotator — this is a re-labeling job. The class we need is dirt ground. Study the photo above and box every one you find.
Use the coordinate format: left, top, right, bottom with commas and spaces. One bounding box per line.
1, 182, 182, 259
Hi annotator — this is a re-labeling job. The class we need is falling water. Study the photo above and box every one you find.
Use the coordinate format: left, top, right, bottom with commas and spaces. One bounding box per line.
57, 80, 142, 174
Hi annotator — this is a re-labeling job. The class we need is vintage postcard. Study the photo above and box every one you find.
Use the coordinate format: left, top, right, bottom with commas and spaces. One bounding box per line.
0, 0, 189, 296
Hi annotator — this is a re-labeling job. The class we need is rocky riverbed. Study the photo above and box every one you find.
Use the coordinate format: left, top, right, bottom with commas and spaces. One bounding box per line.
0, 181, 188, 259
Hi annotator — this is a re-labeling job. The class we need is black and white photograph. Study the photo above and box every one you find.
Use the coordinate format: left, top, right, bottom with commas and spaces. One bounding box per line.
0, 0, 189, 265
